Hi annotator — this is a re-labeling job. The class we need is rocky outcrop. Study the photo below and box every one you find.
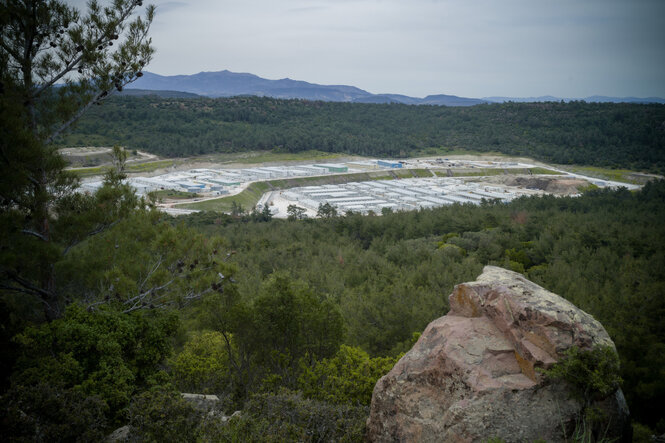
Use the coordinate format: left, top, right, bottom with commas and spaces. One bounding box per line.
181, 393, 220, 412
106, 425, 130, 442
367, 266, 630, 442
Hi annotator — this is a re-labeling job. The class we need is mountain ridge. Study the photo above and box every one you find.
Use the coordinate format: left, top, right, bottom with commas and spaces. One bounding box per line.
126, 70, 665, 105
127, 70, 489, 106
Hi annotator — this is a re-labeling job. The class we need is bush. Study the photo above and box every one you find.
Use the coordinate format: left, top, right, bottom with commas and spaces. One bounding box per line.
10, 304, 179, 423
170, 330, 231, 394
198, 391, 368, 442
249, 273, 345, 367
127, 388, 202, 443
631, 422, 654, 443
543, 345, 625, 441
298, 345, 398, 405
0, 382, 108, 442
543, 345, 622, 405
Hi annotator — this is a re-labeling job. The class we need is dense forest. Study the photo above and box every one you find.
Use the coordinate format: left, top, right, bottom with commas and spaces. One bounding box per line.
5, 181, 663, 440
59, 96, 665, 173
184, 183, 665, 429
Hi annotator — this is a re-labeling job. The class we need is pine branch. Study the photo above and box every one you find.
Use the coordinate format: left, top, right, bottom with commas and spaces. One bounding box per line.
21, 229, 48, 241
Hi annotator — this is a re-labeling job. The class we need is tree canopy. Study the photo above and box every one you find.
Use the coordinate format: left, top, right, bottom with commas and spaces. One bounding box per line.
59, 95, 665, 173
1, 0, 155, 320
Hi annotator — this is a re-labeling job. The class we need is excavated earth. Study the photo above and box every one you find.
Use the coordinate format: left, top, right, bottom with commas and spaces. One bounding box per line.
469, 175, 588, 195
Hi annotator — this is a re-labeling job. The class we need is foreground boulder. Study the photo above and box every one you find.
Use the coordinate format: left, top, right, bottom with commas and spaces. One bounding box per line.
367, 266, 630, 442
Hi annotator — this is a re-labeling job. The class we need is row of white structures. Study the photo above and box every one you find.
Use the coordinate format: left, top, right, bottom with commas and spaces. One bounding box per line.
79, 161, 386, 195
279, 178, 534, 214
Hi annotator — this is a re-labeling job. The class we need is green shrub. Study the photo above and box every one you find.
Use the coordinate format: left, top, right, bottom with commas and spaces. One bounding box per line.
631, 422, 654, 443
543, 345, 624, 442
543, 345, 622, 405
298, 345, 398, 405
170, 330, 231, 394
10, 304, 179, 423
127, 388, 202, 443
0, 382, 108, 442
198, 414, 305, 443
198, 391, 368, 442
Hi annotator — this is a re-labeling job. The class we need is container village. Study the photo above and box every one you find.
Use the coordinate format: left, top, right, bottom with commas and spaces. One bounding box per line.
79, 157, 625, 218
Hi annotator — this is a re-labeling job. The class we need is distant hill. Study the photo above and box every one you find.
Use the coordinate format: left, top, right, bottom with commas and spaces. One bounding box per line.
118, 88, 202, 99
583, 95, 665, 104
420, 94, 488, 106
127, 70, 489, 106
129, 71, 372, 101
127, 69, 665, 106
484, 95, 665, 104
483, 96, 562, 103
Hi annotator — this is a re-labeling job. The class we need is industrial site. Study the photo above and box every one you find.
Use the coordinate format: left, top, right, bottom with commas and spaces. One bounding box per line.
81, 161, 358, 196
78, 156, 637, 217
268, 178, 539, 217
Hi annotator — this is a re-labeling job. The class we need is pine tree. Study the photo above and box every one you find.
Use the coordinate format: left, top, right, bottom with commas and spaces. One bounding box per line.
0, 0, 154, 319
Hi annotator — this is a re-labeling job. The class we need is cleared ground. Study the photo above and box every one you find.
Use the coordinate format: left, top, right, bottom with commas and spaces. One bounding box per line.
176, 170, 434, 212
176, 167, 575, 213
63, 146, 656, 215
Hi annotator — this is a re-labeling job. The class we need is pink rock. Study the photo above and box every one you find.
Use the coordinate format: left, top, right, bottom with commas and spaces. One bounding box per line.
367, 266, 630, 442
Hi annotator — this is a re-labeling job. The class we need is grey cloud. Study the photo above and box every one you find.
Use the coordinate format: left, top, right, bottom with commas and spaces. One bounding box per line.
156, 2, 188, 13
141, 0, 665, 97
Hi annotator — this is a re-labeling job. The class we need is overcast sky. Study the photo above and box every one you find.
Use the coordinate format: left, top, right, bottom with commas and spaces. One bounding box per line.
126, 0, 665, 98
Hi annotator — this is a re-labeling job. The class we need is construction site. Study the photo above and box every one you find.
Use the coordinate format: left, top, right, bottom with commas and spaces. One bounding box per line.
76, 156, 639, 217
268, 178, 537, 217
80, 162, 355, 196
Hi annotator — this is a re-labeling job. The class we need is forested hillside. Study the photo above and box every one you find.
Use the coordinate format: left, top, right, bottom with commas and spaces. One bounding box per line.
180, 181, 665, 432
60, 96, 665, 172
4, 177, 664, 439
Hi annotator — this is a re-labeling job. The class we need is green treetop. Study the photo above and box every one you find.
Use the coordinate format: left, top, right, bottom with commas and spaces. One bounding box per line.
0, 0, 155, 320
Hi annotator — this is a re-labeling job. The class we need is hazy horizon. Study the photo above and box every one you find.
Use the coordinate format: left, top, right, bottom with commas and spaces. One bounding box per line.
135, 68, 665, 101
